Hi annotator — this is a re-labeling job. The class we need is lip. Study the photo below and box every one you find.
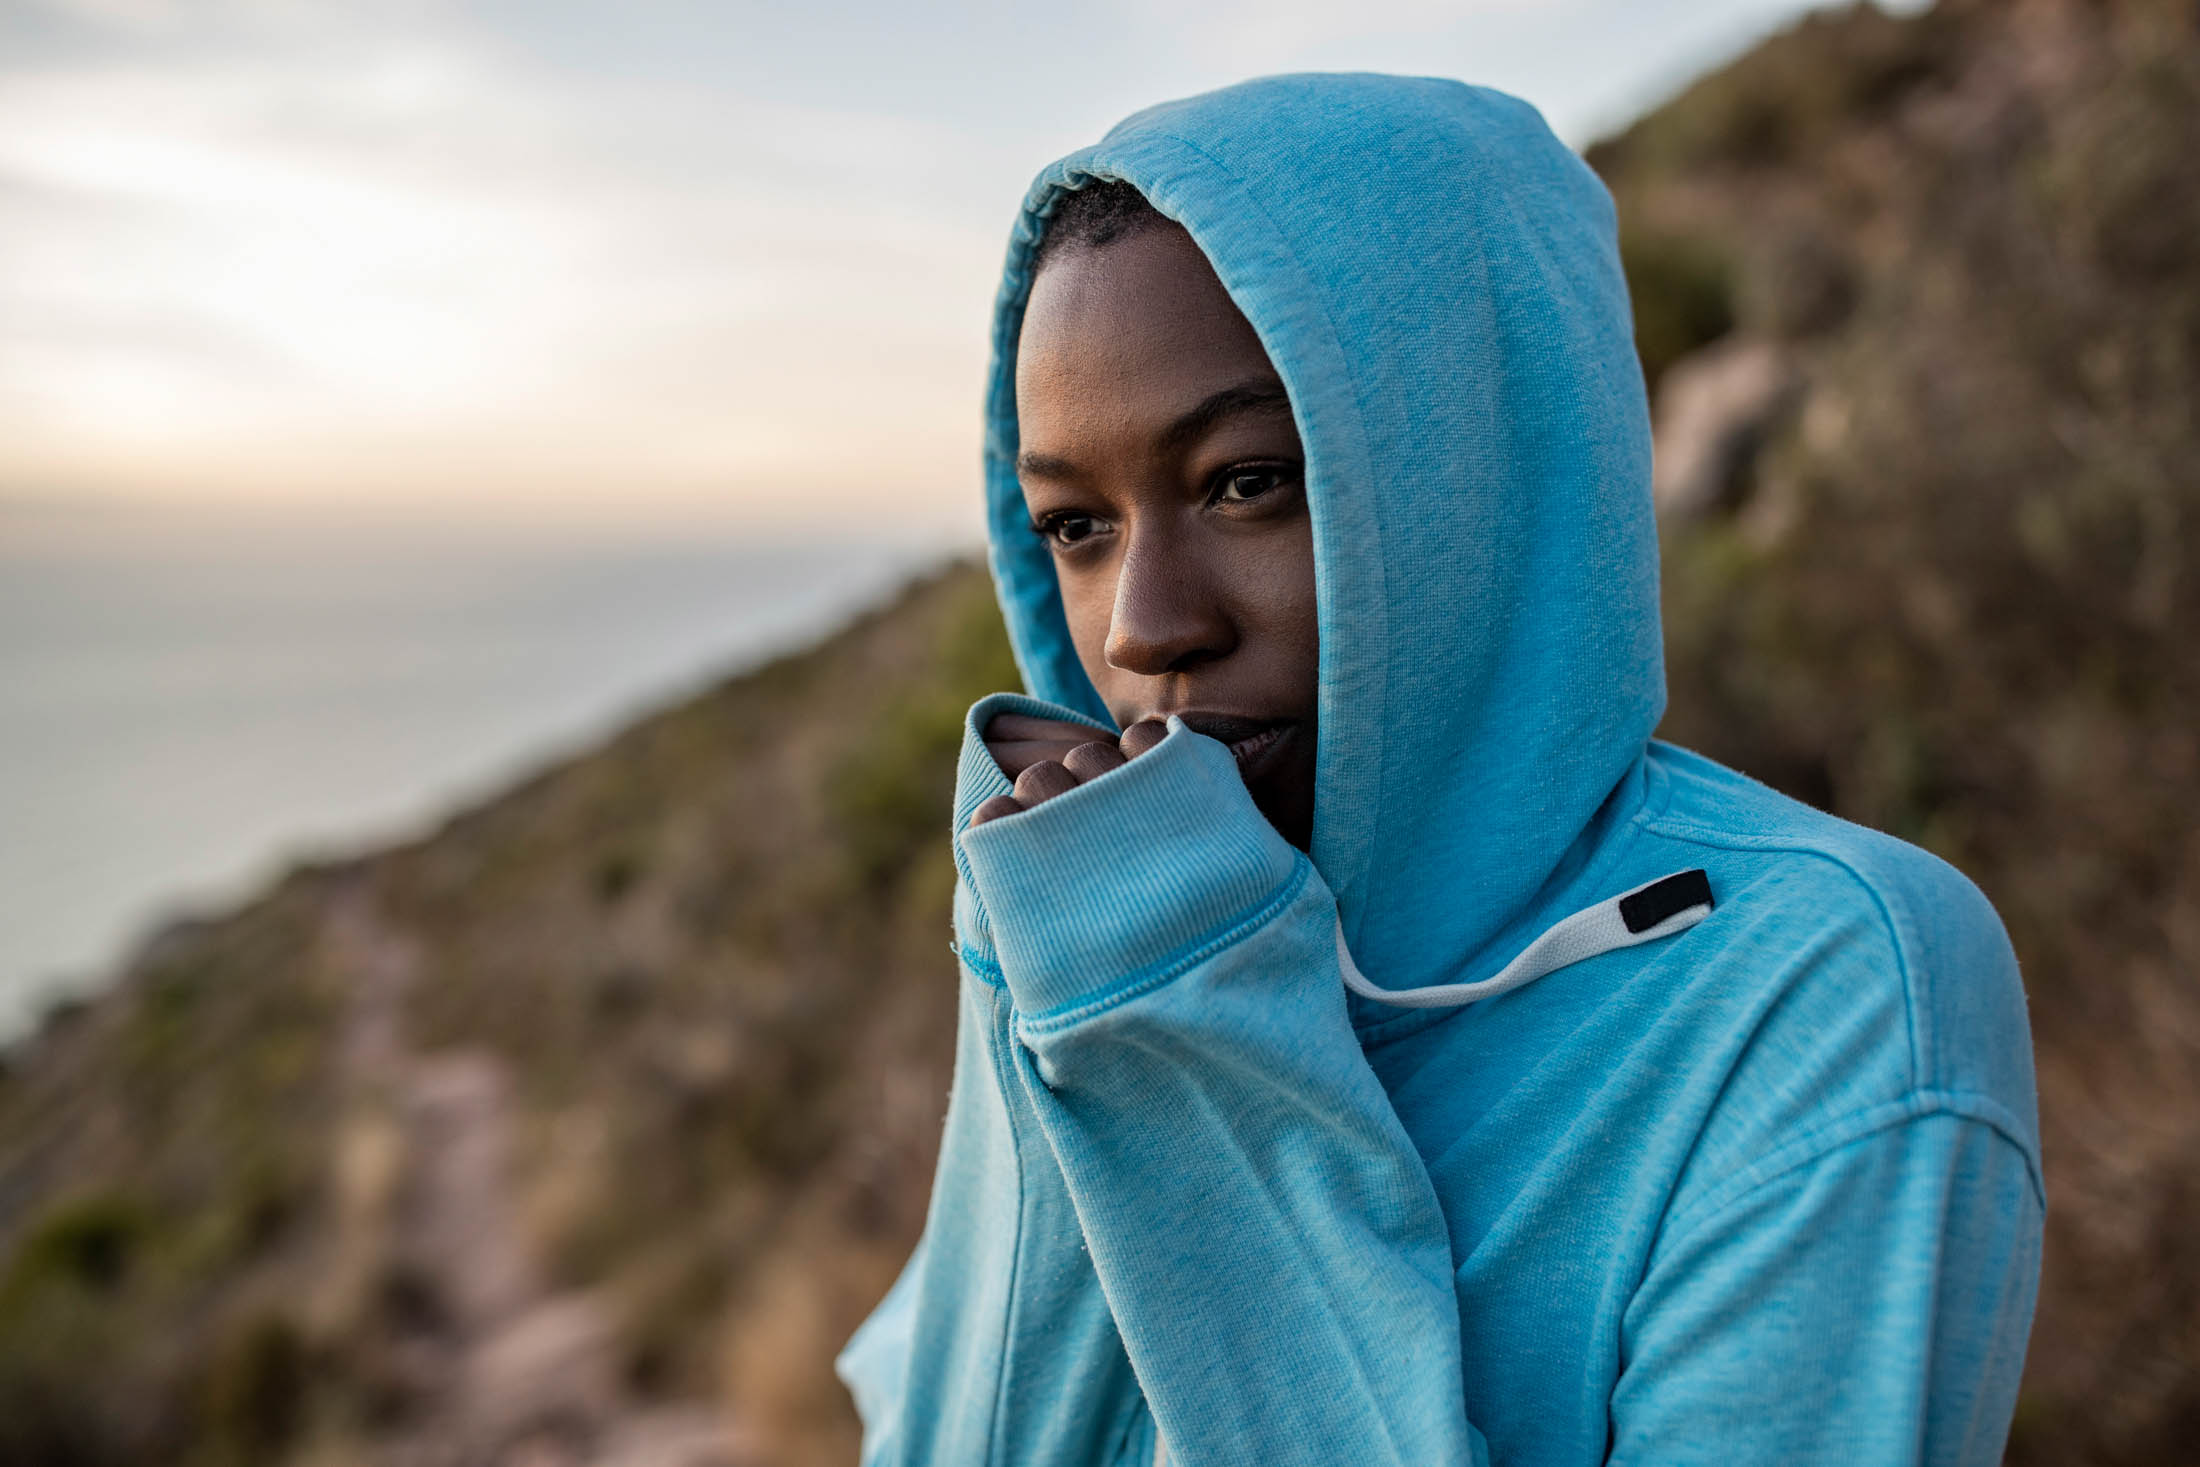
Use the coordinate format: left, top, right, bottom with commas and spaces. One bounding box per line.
1164, 711, 1298, 780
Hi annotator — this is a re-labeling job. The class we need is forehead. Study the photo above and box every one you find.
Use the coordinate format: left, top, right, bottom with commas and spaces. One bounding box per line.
1015, 224, 1275, 440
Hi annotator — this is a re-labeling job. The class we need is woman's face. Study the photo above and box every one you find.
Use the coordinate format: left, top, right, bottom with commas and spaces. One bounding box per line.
1014, 222, 1318, 849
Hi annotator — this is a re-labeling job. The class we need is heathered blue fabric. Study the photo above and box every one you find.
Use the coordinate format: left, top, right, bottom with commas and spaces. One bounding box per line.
837, 74, 2044, 1466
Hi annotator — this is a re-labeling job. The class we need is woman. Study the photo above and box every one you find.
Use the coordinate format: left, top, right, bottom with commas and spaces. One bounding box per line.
838, 73, 2042, 1465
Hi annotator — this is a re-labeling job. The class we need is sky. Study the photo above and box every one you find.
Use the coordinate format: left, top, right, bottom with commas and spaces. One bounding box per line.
0, 0, 1920, 534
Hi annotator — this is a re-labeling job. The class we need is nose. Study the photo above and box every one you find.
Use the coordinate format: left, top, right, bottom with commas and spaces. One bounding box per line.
1104, 525, 1236, 676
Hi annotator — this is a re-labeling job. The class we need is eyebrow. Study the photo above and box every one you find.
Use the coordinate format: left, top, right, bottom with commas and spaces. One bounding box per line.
1015, 377, 1294, 482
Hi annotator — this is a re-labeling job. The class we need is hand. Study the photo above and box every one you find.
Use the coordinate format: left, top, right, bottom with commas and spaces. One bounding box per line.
969, 713, 1170, 827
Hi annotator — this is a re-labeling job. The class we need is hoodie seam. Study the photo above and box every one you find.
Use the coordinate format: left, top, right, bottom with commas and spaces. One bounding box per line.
1631, 746, 1679, 826
1635, 818, 1925, 1096
982, 987, 1031, 1467
1651, 1089, 2045, 1257
1015, 857, 1314, 1033
953, 941, 1007, 989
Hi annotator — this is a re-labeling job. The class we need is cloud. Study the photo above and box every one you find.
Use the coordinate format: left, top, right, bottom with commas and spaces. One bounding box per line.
0, 0, 1872, 528
0, 14, 1009, 527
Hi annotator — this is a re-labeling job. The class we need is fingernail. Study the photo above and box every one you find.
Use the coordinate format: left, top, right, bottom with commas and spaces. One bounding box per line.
1119, 720, 1168, 758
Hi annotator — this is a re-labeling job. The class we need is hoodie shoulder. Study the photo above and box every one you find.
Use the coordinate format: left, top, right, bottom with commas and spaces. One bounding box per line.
1635, 741, 2039, 1171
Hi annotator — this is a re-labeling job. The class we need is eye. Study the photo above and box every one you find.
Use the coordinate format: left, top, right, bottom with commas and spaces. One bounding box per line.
1031, 510, 1102, 548
1212, 465, 1294, 504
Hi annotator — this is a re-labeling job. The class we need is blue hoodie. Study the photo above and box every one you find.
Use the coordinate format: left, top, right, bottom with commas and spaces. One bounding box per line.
837, 74, 2043, 1466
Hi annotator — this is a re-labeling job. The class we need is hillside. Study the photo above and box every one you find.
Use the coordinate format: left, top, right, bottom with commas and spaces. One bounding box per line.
3, 1, 2196, 1463
0, 564, 1017, 1467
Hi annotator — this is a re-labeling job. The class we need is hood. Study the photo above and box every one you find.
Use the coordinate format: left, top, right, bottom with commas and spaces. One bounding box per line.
979, 72, 1663, 991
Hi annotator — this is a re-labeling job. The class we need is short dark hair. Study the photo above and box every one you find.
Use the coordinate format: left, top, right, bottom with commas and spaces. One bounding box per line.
1031, 179, 1171, 275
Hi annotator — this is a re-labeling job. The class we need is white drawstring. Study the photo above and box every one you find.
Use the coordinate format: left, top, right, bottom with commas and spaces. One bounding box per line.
1337, 869, 1714, 1010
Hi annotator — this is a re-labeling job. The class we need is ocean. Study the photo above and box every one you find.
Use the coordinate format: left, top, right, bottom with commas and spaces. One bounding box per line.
0, 500, 951, 1040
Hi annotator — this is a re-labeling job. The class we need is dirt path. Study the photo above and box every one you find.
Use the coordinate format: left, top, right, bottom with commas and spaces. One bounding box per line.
326, 880, 754, 1467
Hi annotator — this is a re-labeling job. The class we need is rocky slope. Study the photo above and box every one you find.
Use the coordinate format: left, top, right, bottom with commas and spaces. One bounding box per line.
2, 1, 2196, 1463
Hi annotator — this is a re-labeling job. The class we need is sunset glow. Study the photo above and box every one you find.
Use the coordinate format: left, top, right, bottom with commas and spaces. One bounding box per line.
0, 0, 1911, 529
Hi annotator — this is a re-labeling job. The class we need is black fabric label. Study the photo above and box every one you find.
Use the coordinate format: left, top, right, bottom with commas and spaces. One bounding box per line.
1619, 869, 1714, 934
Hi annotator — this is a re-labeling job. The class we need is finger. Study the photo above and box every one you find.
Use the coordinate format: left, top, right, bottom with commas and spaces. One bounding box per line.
1062, 740, 1127, 782
1119, 719, 1169, 759
983, 712, 1109, 779
1012, 760, 1080, 807
985, 713, 1105, 744
986, 737, 1092, 779
968, 794, 1024, 828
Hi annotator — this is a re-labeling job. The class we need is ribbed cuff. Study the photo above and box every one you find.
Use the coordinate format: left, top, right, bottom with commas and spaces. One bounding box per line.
955, 714, 1303, 1019
950, 691, 1112, 832
950, 692, 1112, 967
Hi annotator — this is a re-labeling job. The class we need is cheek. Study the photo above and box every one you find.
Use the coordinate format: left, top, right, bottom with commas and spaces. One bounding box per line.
1057, 569, 1124, 692
1239, 523, 1319, 697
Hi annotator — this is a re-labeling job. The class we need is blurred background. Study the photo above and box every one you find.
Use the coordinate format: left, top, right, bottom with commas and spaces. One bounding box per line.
1, 0, 2193, 1463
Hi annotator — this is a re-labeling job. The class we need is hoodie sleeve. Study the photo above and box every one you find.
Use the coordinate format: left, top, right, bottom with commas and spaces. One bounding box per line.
1609, 1102, 2043, 1466
952, 714, 1485, 1467
833, 696, 1159, 1467
834, 959, 1148, 1467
